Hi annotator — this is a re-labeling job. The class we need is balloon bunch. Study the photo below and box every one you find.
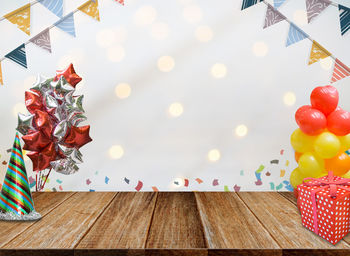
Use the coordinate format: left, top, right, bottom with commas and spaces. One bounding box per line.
16, 64, 92, 191
290, 85, 350, 189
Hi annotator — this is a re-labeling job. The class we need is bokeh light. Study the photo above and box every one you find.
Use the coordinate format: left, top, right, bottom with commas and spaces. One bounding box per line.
252, 41, 268, 57
13, 103, 26, 117
107, 45, 125, 62
115, 83, 131, 99
151, 22, 169, 40
283, 92, 296, 106
168, 102, 184, 117
158, 56, 175, 72
208, 149, 221, 162
114, 26, 128, 43
195, 25, 213, 42
211, 63, 227, 78
96, 28, 116, 48
235, 124, 248, 137
109, 145, 124, 159
183, 5, 202, 24
134, 6, 157, 26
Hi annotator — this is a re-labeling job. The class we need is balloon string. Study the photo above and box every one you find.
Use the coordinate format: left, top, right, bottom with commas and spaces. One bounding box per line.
35, 173, 38, 192
40, 168, 52, 191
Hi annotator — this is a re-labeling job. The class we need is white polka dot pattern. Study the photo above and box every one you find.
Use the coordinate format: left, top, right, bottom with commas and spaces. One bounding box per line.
298, 176, 350, 245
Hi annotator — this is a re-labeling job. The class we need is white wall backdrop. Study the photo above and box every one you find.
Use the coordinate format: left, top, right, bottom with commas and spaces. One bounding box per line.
0, 0, 349, 191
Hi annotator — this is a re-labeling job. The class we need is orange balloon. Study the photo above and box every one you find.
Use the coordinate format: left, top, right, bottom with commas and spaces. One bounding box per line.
295, 151, 302, 162
325, 152, 350, 176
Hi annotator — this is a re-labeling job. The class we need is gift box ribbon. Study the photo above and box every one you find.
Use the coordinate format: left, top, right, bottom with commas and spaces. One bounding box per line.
302, 171, 350, 234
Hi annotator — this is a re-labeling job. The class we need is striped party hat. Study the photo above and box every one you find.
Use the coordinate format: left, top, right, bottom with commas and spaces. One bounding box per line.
0, 133, 41, 221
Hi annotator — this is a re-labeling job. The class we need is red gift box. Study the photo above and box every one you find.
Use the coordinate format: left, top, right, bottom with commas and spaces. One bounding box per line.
297, 172, 350, 245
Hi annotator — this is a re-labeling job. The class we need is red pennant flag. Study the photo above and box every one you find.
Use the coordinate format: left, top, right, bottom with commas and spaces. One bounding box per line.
331, 58, 350, 83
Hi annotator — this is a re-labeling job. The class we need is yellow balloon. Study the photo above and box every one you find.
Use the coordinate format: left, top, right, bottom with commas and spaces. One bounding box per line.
339, 134, 350, 152
290, 129, 315, 153
290, 168, 305, 188
316, 171, 328, 178
298, 152, 324, 177
314, 132, 341, 159
343, 170, 350, 179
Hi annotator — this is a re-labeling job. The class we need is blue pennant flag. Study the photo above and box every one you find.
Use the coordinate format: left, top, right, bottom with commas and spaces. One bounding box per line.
274, 0, 287, 8
339, 5, 350, 36
5, 44, 27, 68
286, 23, 308, 46
241, 0, 263, 10
54, 12, 76, 37
39, 0, 63, 17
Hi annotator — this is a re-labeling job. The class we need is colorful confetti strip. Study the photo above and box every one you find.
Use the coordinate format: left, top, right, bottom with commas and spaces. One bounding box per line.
256, 164, 265, 173
135, 180, 143, 191
195, 178, 203, 184
270, 159, 279, 164
86, 179, 91, 185
89, 189, 95, 192
280, 149, 284, 155
152, 186, 159, 191
56, 179, 62, 184
285, 160, 290, 166
212, 179, 219, 186
234, 184, 241, 192
124, 177, 130, 184
269, 182, 275, 190
280, 169, 286, 177
266, 171, 271, 176
283, 180, 293, 191
184, 178, 189, 187
224, 185, 229, 191
255, 171, 262, 186
240, 170, 244, 176
276, 183, 283, 190
105, 176, 109, 184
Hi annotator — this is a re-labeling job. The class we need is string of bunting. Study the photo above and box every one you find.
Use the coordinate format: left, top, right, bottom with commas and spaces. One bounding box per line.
0, 0, 124, 85
242, 0, 350, 84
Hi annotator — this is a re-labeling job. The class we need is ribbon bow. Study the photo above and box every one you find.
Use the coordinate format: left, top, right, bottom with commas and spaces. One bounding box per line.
302, 171, 350, 234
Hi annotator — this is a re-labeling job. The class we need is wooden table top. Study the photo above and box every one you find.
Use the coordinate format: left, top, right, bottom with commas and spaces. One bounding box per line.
1, 192, 350, 256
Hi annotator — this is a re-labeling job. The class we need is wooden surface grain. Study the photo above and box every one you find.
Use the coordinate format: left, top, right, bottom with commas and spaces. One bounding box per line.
1, 192, 350, 256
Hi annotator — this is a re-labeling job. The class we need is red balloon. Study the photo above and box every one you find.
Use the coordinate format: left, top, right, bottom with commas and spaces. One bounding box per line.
64, 125, 92, 148
54, 63, 82, 87
25, 89, 43, 114
327, 109, 350, 136
33, 110, 54, 138
27, 142, 57, 172
22, 131, 51, 151
295, 106, 327, 135
310, 85, 339, 116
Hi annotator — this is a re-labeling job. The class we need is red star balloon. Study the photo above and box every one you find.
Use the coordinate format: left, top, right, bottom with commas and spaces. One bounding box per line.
64, 125, 92, 148
54, 63, 82, 87
33, 110, 54, 138
27, 142, 57, 171
25, 89, 43, 114
23, 131, 51, 151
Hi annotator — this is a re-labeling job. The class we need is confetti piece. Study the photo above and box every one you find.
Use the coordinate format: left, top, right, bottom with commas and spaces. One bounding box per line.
255, 172, 261, 181
270, 159, 279, 164
95, 171, 99, 175
46, 178, 50, 184
124, 177, 130, 184
234, 184, 241, 192
283, 180, 293, 191
195, 178, 203, 184
105, 176, 109, 184
2, 161, 7, 165
174, 181, 179, 185
256, 165, 265, 173
184, 178, 189, 187
255, 180, 262, 185
269, 182, 275, 190
285, 160, 290, 166
59, 185, 63, 191
89, 189, 95, 192
280, 149, 284, 155
212, 179, 219, 186
280, 169, 286, 177
135, 180, 143, 191
86, 179, 91, 185
276, 183, 283, 190
224, 185, 229, 191
28, 176, 36, 189
56, 179, 62, 184
266, 171, 271, 176
52, 188, 57, 192
152, 186, 159, 191
240, 170, 244, 176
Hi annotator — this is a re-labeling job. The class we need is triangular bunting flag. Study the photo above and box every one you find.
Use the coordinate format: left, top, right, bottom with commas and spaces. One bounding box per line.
29, 28, 52, 53
339, 5, 350, 36
306, 0, 331, 23
309, 40, 331, 65
0, 62, 3, 85
115, 0, 124, 5
4, 3, 31, 35
274, 0, 287, 8
5, 44, 27, 68
241, 0, 263, 10
0, 133, 41, 221
39, 0, 63, 17
78, 0, 100, 21
264, 3, 286, 28
331, 58, 350, 83
54, 12, 76, 37
286, 23, 308, 46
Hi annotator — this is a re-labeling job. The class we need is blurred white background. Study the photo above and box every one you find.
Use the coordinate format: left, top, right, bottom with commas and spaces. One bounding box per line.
0, 0, 349, 191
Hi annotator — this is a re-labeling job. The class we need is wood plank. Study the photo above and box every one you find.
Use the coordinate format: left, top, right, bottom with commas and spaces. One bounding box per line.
194, 192, 280, 252
237, 192, 350, 249
3, 192, 116, 249
76, 192, 157, 250
278, 192, 297, 205
0, 192, 74, 248
146, 192, 206, 250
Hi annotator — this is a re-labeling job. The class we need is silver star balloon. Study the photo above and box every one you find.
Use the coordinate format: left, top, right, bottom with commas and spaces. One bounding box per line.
53, 120, 68, 140
68, 112, 87, 126
51, 77, 74, 95
16, 113, 34, 135
50, 158, 79, 175
30, 75, 52, 92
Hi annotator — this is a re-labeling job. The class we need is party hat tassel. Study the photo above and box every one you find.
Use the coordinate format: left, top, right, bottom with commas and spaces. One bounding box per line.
0, 133, 41, 221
